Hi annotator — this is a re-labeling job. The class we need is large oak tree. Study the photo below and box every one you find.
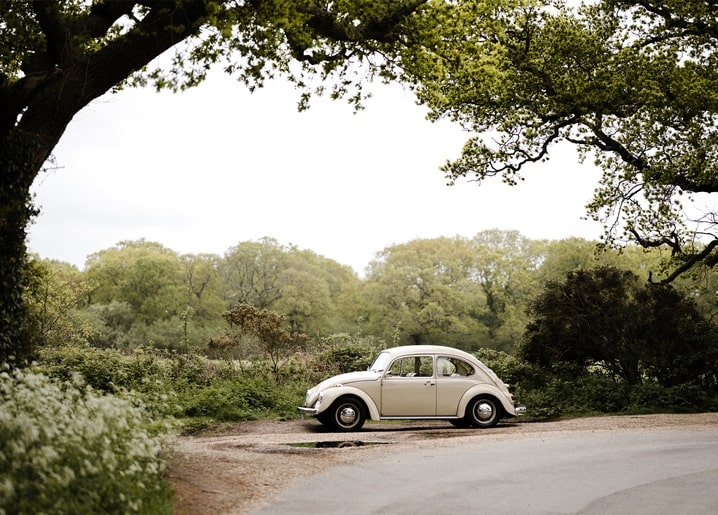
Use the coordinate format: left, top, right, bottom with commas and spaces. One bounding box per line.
0, 0, 427, 361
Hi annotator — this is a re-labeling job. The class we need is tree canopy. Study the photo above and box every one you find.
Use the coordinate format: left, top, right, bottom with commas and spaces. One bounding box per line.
520, 266, 718, 387
398, 0, 718, 282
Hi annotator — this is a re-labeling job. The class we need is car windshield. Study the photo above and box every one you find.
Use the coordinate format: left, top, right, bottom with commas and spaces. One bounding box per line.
369, 351, 392, 373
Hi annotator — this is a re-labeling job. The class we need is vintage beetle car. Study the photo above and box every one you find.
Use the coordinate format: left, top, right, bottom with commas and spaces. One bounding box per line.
298, 345, 525, 432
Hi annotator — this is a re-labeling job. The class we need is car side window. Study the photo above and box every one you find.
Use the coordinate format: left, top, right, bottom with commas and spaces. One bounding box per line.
438, 357, 474, 377
388, 356, 433, 377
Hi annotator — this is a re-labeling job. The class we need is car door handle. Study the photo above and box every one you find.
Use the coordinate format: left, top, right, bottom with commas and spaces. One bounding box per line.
424, 381, 435, 386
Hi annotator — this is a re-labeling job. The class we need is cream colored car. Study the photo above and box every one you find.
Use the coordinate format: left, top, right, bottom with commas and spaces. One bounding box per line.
298, 345, 525, 432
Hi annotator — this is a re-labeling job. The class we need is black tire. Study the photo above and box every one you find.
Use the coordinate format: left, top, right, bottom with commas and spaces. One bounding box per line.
316, 411, 332, 428
327, 397, 366, 432
465, 396, 502, 429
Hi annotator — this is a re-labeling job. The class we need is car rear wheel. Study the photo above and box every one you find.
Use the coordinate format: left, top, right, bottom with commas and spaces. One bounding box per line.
466, 396, 502, 428
328, 397, 366, 432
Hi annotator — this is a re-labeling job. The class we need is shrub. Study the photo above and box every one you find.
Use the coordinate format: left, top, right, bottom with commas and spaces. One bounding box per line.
514, 376, 579, 419
474, 348, 545, 391
578, 374, 629, 413
0, 366, 175, 514
36, 341, 718, 427
180, 376, 304, 421
627, 383, 713, 413
38, 344, 148, 393
311, 335, 383, 379
36, 345, 308, 425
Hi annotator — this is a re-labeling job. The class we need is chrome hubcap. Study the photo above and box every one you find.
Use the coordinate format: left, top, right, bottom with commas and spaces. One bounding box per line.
475, 401, 494, 422
339, 406, 357, 425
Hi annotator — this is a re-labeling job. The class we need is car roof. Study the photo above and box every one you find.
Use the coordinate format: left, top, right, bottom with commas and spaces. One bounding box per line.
380, 345, 477, 361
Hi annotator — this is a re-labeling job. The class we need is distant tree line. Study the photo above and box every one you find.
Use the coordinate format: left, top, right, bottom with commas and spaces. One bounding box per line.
25, 231, 717, 357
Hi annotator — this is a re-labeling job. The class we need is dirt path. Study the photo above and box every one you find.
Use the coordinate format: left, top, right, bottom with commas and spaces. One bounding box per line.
168, 413, 718, 515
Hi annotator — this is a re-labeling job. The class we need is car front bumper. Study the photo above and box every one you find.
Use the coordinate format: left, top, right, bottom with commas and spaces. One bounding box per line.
297, 406, 318, 419
514, 403, 527, 416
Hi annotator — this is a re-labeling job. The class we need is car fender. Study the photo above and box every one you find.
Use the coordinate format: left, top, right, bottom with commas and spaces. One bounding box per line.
316, 385, 381, 420
457, 384, 516, 417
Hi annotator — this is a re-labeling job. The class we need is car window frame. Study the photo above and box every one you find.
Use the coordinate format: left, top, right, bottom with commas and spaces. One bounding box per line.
437, 355, 475, 378
385, 354, 435, 378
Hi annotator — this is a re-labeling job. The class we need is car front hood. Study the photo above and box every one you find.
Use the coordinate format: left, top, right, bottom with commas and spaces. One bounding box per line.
316, 371, 379, 392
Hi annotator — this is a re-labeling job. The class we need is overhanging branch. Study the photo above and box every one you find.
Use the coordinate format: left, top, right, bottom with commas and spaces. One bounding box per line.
634, 230, 718, 284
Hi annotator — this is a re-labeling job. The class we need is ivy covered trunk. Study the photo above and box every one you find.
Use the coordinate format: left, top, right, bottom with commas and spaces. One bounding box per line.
0, 71, 89, 363
0, 133, 40, 363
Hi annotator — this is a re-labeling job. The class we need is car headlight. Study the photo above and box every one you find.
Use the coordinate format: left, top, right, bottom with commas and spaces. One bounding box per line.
305, 389, 319, 407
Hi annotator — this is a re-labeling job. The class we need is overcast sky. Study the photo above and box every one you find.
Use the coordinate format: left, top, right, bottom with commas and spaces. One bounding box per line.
27, 72, 603, 276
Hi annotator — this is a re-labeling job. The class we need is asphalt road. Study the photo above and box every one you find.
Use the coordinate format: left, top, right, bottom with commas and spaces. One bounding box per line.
251, 428, 718, 514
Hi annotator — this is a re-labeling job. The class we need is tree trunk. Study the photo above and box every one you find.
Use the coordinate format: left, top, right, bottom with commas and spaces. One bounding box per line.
0, 133, 41, 362
0, 2, 209, 362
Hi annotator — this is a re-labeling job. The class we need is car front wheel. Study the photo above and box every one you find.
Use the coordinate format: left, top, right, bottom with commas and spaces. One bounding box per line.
465, 396, 502, 428
328, 397, 366, 432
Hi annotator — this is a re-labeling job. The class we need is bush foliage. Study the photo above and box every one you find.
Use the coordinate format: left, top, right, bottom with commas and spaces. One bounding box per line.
36, 341, 718, 427
520, 267, 718, 387
0, 366, 174, 514
5, 328, 717, 514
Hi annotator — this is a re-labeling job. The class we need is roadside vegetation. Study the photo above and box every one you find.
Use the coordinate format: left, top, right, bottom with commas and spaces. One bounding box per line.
3, 232, 717, 513
0, 365, 175, 514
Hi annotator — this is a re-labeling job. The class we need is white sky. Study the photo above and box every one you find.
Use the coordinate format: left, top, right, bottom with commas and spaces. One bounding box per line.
27, 72, 603, 276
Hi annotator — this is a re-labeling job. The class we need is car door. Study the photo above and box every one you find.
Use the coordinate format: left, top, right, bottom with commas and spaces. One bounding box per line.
380, 355, 436, 417
435, 356, 477, 416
